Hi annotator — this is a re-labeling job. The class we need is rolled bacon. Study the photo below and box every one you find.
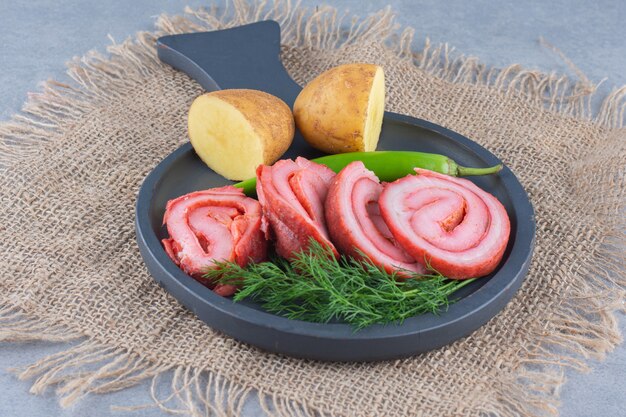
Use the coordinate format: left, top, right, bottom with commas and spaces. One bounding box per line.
256, 157, 337, 259
325, 161, 426, 275
379, 168, 511, 279
161, 186, 266, 296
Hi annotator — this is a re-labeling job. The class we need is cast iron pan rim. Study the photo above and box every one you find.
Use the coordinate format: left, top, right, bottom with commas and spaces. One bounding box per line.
135, 112, 535, 341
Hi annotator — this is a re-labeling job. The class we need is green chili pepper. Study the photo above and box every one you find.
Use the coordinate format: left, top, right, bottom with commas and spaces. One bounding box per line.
234, 151, 502, 196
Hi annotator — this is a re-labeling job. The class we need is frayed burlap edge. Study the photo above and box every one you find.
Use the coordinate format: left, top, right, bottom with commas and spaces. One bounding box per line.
1, 1, 624, 416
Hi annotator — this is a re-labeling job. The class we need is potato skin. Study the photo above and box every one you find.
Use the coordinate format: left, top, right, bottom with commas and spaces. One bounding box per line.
293, 63, 381, 154
209, 89, 295, 164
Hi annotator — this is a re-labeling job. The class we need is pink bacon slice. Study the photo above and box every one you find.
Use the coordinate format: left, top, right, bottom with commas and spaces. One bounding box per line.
325, 161, 426, 275
379, 168, 511, 279
161, 186, 267, 296
256, 157, 338, 259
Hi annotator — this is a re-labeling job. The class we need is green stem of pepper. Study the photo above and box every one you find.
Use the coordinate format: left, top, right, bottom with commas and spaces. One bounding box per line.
234, 151, 502, 196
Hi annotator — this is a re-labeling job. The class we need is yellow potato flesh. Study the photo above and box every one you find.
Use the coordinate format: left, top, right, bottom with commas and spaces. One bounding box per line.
188, 95, 263, 180
363, 68, 385, 151
187, 90, 294, 181
293, 64, 385, 154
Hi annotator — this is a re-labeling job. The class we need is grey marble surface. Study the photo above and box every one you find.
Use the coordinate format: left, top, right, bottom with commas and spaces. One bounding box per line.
0, 1, 624, 416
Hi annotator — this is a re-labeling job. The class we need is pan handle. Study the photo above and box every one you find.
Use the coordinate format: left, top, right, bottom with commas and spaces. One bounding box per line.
157, 20, 303, 107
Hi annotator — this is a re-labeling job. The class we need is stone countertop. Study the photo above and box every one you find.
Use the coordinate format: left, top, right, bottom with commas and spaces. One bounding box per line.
1, 1, 624, 416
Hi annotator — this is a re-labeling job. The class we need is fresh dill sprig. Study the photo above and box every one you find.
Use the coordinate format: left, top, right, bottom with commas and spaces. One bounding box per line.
204, 240, 476, 330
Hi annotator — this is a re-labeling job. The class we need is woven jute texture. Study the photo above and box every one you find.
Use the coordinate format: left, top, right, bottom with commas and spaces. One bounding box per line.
1, 2, 624, 416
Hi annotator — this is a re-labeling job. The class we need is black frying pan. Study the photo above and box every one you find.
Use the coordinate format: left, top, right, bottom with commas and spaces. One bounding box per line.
135, 21, 535, 361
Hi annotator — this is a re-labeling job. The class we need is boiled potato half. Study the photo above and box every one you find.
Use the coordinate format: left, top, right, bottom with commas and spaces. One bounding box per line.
188, 89, 294, 180
293, 63, 385, 154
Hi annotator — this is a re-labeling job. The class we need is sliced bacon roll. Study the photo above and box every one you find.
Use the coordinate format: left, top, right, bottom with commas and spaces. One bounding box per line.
379, 168, 511, 279
161, 186, 266, 296
325, 161, 426, 275
256, 157, 338, 259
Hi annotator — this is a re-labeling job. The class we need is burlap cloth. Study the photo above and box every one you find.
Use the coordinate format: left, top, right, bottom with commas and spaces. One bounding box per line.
1, 2, 624, 416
